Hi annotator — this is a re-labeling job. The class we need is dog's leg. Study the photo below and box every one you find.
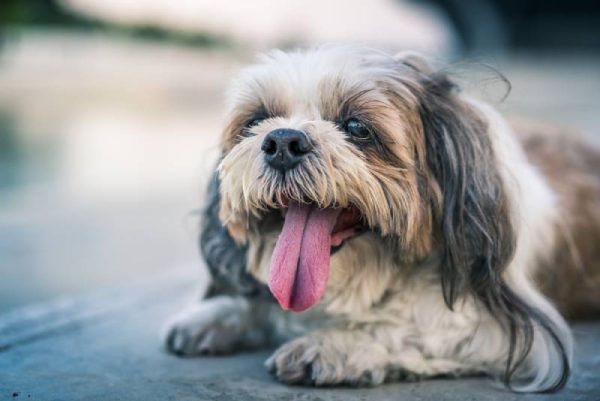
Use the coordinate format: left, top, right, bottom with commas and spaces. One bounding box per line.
164, 295, 272, 356
266, 326, 483, 386
266, 329, 391, 386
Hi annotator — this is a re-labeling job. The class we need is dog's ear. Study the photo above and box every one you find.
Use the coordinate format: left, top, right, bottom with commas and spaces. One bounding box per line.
415, 71, 516, 309
415, 72, 571, 391
200, 167, 270, 298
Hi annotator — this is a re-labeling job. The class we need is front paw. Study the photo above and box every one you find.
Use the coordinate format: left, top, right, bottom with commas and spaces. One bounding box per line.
265, 333, 388, 387
164, 296, 251, 356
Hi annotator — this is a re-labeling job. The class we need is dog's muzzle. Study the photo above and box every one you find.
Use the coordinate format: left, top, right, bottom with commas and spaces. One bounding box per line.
261, 128, 312, 172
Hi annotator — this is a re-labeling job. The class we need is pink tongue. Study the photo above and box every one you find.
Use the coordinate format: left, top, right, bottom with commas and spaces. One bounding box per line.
268, 202, 340, 312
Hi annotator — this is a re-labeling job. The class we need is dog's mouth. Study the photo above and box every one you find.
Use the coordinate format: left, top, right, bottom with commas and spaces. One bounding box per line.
268, 201, 365, 313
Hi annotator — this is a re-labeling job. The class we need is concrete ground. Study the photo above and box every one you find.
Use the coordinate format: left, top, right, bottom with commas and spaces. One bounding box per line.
1, 267, 599, 401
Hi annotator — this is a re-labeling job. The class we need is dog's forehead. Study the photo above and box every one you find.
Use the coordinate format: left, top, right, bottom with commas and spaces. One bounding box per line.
229, 47, 395, 117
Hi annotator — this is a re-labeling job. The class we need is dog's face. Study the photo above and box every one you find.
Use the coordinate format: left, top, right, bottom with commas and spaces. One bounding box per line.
216, 47, 514, 314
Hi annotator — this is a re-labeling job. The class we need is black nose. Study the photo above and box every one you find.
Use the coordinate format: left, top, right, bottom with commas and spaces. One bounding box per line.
261, 128, 312, 172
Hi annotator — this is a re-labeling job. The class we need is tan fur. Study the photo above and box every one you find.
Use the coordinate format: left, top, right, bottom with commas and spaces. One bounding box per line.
510, 118, 600, 318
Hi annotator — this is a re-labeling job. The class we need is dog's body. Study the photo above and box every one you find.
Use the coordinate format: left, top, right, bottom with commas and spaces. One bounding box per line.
165, 47, 600, 392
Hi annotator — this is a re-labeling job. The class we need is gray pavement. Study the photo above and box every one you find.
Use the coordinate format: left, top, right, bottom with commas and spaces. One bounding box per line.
0, 267, 599, 401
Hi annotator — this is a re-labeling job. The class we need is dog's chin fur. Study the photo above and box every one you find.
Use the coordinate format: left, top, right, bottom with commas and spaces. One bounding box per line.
165, 46, 600, 392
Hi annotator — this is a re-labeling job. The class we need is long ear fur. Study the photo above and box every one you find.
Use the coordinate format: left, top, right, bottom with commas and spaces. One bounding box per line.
414, 69, 570, 392
200, 167, 272, 299
418, 72, 516, 309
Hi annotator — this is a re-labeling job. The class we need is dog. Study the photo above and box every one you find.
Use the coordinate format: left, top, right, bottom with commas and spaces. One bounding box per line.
164, 46, 600, 392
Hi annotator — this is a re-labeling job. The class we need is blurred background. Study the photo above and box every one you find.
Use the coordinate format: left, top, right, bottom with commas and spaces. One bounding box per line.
0, 0, 599, 313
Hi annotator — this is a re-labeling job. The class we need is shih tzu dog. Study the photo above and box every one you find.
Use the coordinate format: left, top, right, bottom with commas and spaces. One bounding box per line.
165, 46, 600, 392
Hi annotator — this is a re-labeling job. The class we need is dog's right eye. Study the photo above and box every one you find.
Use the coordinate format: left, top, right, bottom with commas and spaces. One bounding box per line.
245, 116, 266, 128
239, 115, 267, 140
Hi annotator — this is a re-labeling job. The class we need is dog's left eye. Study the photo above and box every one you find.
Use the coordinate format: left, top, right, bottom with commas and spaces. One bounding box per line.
344, 118, 370, 140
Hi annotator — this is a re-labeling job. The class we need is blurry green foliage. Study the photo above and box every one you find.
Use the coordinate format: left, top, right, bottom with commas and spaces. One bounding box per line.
0, 0, 230, 48
0, 0, 96, 27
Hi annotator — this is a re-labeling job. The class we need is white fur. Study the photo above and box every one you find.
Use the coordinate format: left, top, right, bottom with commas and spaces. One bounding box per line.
471, 100, 573, 391
164, 296, 269, 355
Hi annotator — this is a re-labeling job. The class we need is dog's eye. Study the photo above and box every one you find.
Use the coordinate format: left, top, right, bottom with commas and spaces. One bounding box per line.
239, 116, 267, 140
246, 116, 266, 128
344, 118, 370, 140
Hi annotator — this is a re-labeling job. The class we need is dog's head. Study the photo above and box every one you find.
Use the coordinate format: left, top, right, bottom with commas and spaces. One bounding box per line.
213, 46, 515, 315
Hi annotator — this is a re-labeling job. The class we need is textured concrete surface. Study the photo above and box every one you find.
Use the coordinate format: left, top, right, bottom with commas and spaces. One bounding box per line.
1, 267, 599, 401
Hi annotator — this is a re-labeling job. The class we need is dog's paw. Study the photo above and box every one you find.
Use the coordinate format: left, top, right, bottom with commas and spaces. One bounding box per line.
164, 296, 253, 356
265, 333, 388, 386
